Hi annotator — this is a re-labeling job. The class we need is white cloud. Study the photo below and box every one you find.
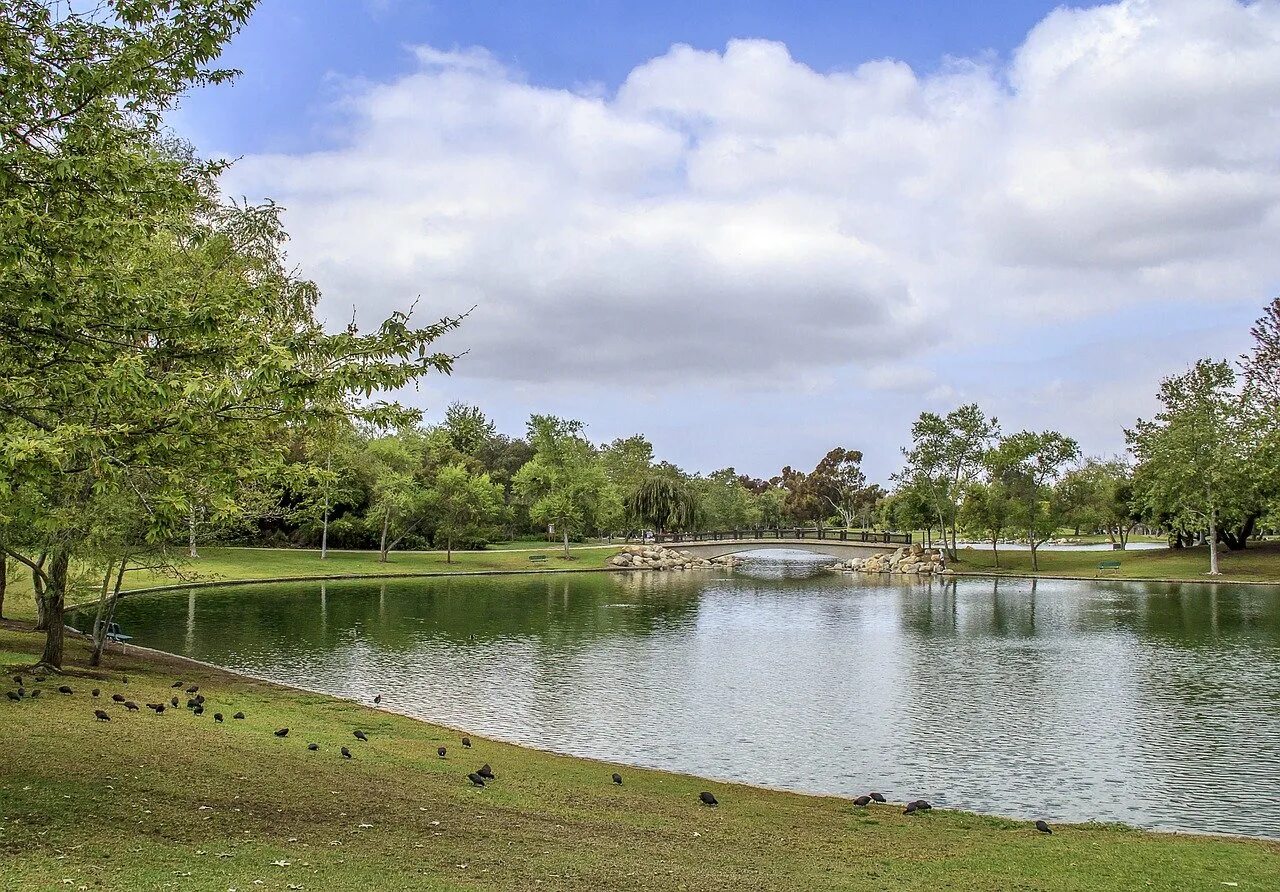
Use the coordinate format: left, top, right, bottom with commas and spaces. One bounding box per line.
225, 0, 1280, 396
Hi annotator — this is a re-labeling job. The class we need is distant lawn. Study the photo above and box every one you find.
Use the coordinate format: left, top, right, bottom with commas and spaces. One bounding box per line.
1, 626, 1277, 891
953, 539, 1280, 582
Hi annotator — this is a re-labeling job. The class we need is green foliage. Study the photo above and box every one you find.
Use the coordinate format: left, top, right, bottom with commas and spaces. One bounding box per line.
513, 416, 618, 554
628, 475, 701, 532
986, 430, 1080, 570
429, 463, 505, 560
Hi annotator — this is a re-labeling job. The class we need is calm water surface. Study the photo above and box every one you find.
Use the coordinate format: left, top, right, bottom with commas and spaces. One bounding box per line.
78, 551, 1280, 838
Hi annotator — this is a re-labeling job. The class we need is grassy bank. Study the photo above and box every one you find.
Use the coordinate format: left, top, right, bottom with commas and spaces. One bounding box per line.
1, 626, 1276, 891
951, 540, 1280, 582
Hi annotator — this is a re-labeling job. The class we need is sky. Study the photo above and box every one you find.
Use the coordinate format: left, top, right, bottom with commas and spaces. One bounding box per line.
170, 0, 1280, 483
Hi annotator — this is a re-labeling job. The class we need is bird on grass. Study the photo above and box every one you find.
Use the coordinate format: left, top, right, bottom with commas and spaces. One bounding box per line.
123, 701, 139, 711
1035, 820, 1052, 835
30, 690, 40, 699
94, 709, 111, 721
374, 695, 382, 705
869, 792, 886, 803
193, 705, 204, 716
307, 743, 319, 751
341, 746, 352, 759
437, 746, 447, 758
612, 773, 623, 785
904, 802, 918, 815
185, 685, 199, 694
194, 694, 205, 705
233, 711, 245, 720
58, 685, 73, 695
462, 736, 471, 748
91, 689, 100, 698
274, 728, 289, 737
477, 764, 495, 780
699, 792, 718, 807
854, 795, 872, 807
186, 699, 198, 709
146, 703, 165, 713
467, 773, 486, 787
214, 713, 223, 723
914, 800, 932, 811
5, 691, 19, 702
353, 730, 368, 742
122, 676, 129, 684
171, 696, 179, 708
172, 680, 184, 688
11, 675, 21, 685
111, 693, 125, 703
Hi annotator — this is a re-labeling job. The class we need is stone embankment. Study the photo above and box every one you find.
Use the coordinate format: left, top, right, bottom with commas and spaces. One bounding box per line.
829, 543, 954, 575
609, 544, 741, 571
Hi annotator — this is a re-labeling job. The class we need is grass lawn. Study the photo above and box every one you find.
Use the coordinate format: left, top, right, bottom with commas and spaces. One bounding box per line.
1, 626, 1276, 891
952, 539, 1280, 582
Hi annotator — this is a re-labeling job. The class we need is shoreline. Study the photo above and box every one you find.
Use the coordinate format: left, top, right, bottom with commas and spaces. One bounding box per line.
46, 624, 1280, 846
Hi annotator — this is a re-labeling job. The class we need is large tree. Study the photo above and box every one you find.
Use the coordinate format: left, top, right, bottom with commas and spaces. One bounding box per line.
1128, 360, 1254, 576
429, 463, 504, 562
898, 405, 1000, 559
807, 447, 870, 528
513, 416, 616, 556
0, 1, 464, 667
987, 430, 1080, 571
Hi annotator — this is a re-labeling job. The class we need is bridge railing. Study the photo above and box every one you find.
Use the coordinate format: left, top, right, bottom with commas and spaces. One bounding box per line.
652, 528, 912, 545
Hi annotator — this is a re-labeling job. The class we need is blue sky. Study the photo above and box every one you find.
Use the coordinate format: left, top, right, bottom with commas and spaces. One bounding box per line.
172, 0, 1280, 482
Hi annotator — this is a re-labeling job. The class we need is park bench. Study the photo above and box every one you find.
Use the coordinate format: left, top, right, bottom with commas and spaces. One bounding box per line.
1096, 560, 1121, 576
528, 554, 548, 563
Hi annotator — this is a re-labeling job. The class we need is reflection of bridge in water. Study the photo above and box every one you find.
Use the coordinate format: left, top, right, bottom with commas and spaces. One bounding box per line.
652, 528, 911, 561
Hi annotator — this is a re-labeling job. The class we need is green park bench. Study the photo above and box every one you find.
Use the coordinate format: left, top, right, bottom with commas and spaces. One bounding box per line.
1096, 560, 1122, 576
528, 554, 548, 563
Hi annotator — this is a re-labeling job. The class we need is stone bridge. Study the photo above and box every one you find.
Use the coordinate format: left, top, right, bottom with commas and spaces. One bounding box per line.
651, 529, 910, 561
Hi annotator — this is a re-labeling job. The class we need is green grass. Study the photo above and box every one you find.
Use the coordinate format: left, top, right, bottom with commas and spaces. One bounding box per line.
952, 539, 1280, 582
1, 626, 1276, 891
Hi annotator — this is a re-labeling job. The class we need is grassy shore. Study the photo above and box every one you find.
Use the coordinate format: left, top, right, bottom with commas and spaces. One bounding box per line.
951, 540, 1280, 582
2, 626, 1277, 891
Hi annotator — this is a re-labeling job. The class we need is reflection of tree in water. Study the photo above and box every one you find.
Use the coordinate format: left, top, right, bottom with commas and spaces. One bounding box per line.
1076, 581, 1280, 646
103, 573, 706, 661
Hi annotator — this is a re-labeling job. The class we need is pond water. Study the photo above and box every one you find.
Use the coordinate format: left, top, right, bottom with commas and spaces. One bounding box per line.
74, 551, 1280, 839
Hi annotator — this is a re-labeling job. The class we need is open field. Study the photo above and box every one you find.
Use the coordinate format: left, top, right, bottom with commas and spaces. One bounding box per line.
1, 625, 1277, 891
951, 539, 1280, 582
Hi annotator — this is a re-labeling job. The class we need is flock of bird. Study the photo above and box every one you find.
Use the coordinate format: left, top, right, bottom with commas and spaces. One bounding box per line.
5, 672, 1054, 834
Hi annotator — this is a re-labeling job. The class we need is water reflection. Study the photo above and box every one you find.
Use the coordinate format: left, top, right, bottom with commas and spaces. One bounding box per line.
77, 556, 1280, 839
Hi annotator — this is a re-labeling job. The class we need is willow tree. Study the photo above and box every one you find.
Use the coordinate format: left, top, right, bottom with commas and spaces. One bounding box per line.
0, 1, 464, 668
628, 475, 701, 532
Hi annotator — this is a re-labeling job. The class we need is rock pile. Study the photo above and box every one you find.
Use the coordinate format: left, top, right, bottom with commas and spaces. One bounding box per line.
831, 543, 953, 576
609, 544, 741, 571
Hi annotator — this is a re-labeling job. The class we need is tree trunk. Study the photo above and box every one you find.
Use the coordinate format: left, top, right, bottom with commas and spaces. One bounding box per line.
446, 534, 452, 564
320, 452, 332, 560
0, 550, 6, 620
379, 509, 390, 563
991, 534, 1000, 568
1207, 503, 1221, 576
91, 558, 129, 668
188, 506, 198, 558
563, 529, 570, 558
39, 550, 71, 669
32, 554, 48, 631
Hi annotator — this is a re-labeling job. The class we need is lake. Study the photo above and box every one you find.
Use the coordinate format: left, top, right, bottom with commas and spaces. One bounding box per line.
76, 551, 1280, 839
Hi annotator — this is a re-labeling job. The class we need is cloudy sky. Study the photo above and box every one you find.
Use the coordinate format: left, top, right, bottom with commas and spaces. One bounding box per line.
173, 0, 1280, 483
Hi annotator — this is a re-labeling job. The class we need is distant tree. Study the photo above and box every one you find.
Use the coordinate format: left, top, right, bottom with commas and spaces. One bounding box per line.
441, 403, 497, 456
367, 432, 432, 562
958, 481, 1013, 566
808, 448, 869, 528
513, 416, 615, 556
987, 430, 1080, 571
1128, 360, 1255, 575
602, 435, 656, 517
695, 468, 760, 530
629, 476, 701, 532
429, 463, 504, 562
899, 405, 1000, 559
1059, 458, 1140, 549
